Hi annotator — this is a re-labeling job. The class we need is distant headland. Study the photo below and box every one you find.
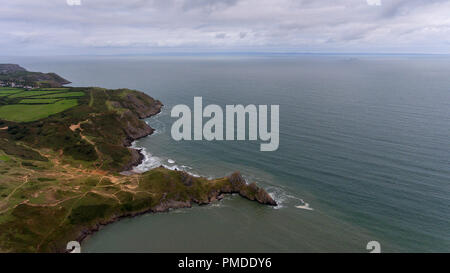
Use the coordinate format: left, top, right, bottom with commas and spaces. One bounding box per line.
0, 64, 71, 89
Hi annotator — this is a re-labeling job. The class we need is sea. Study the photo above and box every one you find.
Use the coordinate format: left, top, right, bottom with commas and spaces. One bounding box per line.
4, 54, 449, 252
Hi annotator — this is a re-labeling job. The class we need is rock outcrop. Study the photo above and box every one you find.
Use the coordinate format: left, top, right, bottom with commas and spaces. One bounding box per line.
121, 147, 145, 171
121, 92, 163, 119
161, 170, 277, 207
226, 172, 277, 206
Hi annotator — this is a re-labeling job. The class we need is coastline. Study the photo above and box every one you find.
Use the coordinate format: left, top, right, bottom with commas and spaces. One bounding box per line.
122, 105, 163, 172
76, 169, 277, 252
75, 197, 193, 252
74, 101, 164, 250
120, 96, 164, 172
75, 102, 278, 252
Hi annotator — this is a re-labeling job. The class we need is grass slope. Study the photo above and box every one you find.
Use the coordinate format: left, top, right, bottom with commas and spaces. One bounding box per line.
19, 99, 60, 104
0, 100, 78, 122
8, 90, 65, 99
36, 92, 85, 99
0, 88, 85, 122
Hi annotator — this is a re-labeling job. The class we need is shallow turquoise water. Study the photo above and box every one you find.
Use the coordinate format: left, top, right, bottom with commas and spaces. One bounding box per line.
8, 55, 450, 252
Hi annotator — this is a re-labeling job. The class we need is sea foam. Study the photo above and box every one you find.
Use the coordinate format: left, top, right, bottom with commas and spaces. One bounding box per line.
131, 141, 200, 177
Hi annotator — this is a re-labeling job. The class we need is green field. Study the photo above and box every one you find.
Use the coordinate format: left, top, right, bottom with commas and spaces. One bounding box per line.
36, 88, 70, 91
0, 91, 22, 94
7, 90, 65, 99
0, 87, 85, 122
0, 87, 22, 91
0, 99, 78, 122
0, 90, 23, 93
36, 92, 85, 98
19, 98, 60, 104
0, 88, 23, 97
0, 93, 15, 97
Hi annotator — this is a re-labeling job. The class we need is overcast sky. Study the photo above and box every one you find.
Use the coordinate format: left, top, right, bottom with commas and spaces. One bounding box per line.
1, 0, 450, 55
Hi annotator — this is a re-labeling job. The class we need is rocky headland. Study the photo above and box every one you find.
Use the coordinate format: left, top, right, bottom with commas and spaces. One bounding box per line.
0, 66, 276, 253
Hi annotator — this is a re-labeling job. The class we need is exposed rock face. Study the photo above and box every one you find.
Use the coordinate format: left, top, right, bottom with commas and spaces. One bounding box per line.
228, 171, 247, 188
110, 91, 163, 147
247, 182, 278, 205
122, 148, 145, 171
154, 170, 277, 207
102, 91, 163, 170
152, 200, 192, 212
180, 171, 194, 186
227, 172, 277, 206
121, 92, 163, 119
120, 110, 154, 147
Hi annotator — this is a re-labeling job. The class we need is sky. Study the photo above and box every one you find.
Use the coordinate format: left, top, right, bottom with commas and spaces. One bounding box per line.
1, 0, 450, 55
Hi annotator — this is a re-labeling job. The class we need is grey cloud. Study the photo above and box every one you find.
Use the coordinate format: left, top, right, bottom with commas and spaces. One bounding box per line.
378, 0, 450, 18
182, 0, 238, 11
0, 0, 449, 55
215, 33, 227, 39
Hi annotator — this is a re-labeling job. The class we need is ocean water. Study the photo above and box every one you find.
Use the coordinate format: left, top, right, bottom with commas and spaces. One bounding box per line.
6, 55, 450, 252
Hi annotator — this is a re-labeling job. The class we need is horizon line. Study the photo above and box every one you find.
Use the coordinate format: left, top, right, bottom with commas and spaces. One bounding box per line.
2, 52, 450, 58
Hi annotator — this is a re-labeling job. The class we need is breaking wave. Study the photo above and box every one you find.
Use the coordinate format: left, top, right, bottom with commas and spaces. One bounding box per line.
131, 142, 200, 177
